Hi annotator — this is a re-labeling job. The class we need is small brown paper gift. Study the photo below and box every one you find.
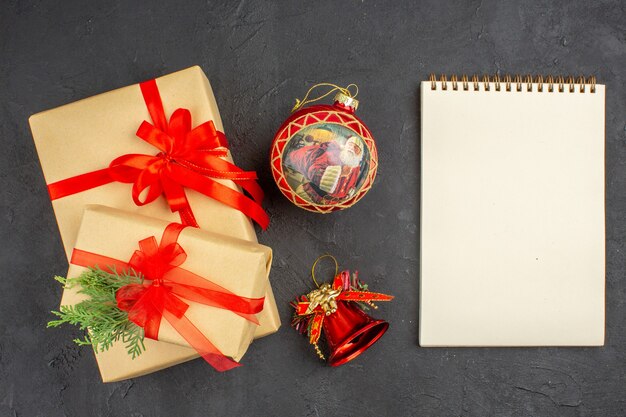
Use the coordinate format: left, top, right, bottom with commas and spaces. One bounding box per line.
63, 205, 272, 381
29, 66, 280, 342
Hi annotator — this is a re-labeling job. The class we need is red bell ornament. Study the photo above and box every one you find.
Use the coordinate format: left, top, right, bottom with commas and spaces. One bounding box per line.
270, 83, 378, 213
291, 255, 393, 366
322, 300, 389, 367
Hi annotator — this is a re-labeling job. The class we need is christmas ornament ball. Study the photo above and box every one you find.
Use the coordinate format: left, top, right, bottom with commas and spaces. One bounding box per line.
270, 86, 378, 213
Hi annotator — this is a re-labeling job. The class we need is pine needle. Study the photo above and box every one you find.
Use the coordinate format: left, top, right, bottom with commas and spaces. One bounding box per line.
48, 267, 147, 359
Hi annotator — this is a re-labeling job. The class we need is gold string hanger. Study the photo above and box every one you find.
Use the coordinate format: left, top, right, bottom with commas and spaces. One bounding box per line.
311, 254, 339, 288
292, 83, 359, 113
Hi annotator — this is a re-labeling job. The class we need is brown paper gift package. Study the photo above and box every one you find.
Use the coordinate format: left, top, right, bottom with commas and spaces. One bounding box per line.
29, 66, 280, 380
64, 206, 272, 381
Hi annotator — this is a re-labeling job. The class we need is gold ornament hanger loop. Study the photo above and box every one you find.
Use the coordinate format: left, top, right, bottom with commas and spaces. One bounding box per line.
311, 254, 339, 288
292, 83, 359, 113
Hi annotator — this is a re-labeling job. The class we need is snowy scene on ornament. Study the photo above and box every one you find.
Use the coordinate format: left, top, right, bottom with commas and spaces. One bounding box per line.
282, 123, 370, 205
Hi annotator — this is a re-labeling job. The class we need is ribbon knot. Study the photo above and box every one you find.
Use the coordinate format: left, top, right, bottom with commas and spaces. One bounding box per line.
156, 152, 173, 163
70, 222, 266, 372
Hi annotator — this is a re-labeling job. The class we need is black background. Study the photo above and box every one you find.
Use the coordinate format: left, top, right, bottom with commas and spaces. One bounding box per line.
1, 1, 625, 416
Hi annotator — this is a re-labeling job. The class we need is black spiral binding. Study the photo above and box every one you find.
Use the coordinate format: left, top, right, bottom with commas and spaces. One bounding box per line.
429, 74, 597, 93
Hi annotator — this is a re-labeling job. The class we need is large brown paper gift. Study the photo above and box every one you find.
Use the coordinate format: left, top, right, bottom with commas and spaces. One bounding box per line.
28, 66, 280, 341
64, 205, 272, 382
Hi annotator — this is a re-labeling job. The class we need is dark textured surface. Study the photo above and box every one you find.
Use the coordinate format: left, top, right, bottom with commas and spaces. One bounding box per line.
1, 1, 625, 416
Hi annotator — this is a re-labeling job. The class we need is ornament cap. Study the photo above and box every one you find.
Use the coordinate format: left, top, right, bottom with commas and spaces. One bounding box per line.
333, 92, 359, 111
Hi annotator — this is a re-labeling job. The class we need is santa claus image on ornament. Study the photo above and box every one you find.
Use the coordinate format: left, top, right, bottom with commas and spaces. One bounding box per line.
283, 125, 370, 204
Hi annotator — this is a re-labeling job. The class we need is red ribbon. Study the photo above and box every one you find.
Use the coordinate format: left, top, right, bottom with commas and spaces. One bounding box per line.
295, 271, 393, 345
70, 223, 265, 372
47, 79, 269, 230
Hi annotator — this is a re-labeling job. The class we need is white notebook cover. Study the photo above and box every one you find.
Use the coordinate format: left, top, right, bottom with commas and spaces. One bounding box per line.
419, 77, 605, 346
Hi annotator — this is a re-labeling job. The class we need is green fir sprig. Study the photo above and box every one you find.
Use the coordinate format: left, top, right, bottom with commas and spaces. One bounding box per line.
47, 267, 147, 359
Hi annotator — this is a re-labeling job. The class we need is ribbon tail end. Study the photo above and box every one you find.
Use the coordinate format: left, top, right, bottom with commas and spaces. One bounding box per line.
202, 353, 242, 372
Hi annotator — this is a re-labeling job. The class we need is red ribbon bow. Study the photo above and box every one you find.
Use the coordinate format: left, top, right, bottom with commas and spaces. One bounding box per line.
71, 222, 265, 372
294, 271, 393, 345
48, 79, 269, 230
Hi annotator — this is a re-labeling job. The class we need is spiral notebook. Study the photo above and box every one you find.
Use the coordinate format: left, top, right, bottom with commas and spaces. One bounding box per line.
420, 75, 605, 346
